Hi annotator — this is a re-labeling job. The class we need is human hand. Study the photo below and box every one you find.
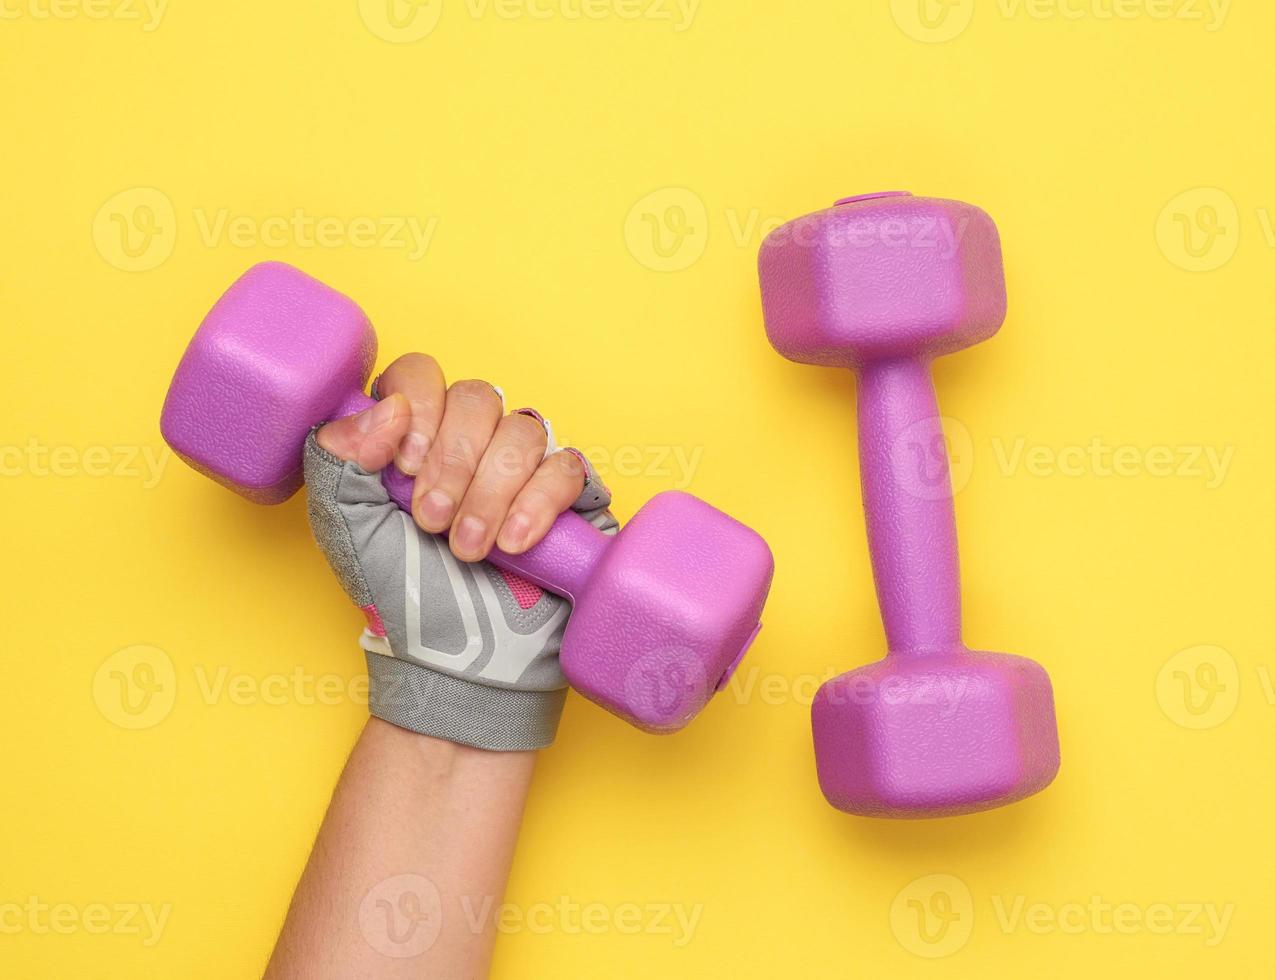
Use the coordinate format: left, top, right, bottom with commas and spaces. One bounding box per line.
313, 352, 610, 562
303, 353, 616, 750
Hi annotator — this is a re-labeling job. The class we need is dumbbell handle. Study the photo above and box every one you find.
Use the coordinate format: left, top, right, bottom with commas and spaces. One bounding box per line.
856, 357, 963, 656
338, 391, 608, 603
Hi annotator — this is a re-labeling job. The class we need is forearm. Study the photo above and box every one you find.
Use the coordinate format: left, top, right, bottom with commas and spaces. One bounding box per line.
264, 717, 536, 979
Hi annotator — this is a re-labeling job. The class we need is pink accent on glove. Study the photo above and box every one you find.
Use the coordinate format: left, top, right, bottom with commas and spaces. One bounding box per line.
361, 604, 388, 637
498, 568, 544, 609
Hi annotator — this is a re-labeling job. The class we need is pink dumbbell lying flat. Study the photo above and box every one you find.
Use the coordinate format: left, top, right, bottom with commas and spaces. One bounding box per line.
161, 262, 774, 733
758, 193, 1060, 817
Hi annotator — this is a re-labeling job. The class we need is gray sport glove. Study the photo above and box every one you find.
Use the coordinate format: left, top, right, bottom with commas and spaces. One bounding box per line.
303, 431, 617, 751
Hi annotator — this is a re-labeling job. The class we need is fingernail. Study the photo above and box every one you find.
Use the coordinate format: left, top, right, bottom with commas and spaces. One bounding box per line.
499, 512, 532, 553
417, 489, 454, 529
355, 394, 400, 434
453, 516, 486, 558
395, 432, 431, 476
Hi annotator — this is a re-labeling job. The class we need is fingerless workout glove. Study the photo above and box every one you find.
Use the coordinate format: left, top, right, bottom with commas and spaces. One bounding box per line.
303, 433, 616, 751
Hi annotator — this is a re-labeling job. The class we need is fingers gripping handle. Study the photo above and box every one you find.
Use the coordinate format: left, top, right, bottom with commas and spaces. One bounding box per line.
336, 391, 609, 603
856, 359, 963, 656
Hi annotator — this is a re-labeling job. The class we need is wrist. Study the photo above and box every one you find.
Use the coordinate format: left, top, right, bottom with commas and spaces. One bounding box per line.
365, 652, 566, 752
365, 716, 540, 766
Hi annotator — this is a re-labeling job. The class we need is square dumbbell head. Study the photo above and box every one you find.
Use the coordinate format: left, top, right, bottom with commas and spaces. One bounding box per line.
561, 491, 774, 733
758, 193, 1008, 367
161, 262, 378, 503
811, 650, 1060, 818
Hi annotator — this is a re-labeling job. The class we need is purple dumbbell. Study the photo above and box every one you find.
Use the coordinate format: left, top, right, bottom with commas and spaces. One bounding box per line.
758, 192, 1060, 817
161, 262, 773, 733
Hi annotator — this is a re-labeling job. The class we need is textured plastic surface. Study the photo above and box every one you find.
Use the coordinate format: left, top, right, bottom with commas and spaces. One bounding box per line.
559, 491, 772, 732
810, 651, 1059, 818
759, 194, 1007, 367
160, 262, 377, 503
758, 195, 1060, 817
162, 262, 774, 732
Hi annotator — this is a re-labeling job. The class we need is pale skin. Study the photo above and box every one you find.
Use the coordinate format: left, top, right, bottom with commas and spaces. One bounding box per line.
264, 354, 586, 979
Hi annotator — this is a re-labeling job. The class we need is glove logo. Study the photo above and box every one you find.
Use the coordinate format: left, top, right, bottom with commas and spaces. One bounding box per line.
400, 517, 486, 671
394, 514, 568, 683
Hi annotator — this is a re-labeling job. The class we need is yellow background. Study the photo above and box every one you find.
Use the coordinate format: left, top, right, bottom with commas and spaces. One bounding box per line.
2, 0, 1271, 975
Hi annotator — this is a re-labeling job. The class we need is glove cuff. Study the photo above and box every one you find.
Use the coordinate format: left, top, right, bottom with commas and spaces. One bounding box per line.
365, 652, 566, 751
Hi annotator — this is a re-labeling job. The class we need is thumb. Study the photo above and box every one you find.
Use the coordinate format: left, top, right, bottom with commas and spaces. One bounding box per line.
315, 392, 411, 471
